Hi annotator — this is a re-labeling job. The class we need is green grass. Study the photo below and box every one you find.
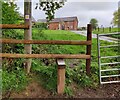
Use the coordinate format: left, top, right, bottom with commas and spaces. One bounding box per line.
32, 29, 118, 86
93, 27, 118, 34
93, 27, 120, 38
33, 30, 85, 40
2, 29, 119, 96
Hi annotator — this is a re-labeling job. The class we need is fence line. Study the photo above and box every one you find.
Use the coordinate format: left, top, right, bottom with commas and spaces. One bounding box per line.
0, 24, 29, 29
1, 23, 92, 94
1, 39, 91, 45
0, 53, 90, 59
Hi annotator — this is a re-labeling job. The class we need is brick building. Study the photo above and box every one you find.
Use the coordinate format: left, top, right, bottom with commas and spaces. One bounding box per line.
38, 16, 78, 30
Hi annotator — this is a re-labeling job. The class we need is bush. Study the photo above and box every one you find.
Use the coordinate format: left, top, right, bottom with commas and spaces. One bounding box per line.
33, 22, 48, 29
2, 68, 28, 92
2, 1, 20, 24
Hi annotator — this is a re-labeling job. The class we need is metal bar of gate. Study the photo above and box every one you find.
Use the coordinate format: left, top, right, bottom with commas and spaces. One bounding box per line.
100, 45, 119, 48
98, 33, 119, 36
97, 33, 120, 84
100, 56, 120, 59
97, 34, 102, 84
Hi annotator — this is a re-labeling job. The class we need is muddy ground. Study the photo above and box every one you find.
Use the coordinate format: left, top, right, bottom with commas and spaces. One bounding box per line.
3, 80, 120, 99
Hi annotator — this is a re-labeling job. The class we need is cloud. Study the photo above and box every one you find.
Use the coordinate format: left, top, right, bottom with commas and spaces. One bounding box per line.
55, 2, 118, 26
67, 0, 119, 2
16, 1, 118, 27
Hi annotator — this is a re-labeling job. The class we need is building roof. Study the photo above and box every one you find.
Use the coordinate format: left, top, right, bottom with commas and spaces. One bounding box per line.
37, 16, 78, 23
37, 19, 47, 23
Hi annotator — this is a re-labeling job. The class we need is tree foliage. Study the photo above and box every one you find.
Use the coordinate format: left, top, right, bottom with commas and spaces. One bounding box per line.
1, 1, 19, 24
112, 8, 120, 26
90, 18, 98, 29
35, 0, 66, 22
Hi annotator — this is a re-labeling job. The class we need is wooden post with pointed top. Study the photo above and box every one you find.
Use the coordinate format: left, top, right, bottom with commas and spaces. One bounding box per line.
56, 59, 66, 94
24, 0, 32, 74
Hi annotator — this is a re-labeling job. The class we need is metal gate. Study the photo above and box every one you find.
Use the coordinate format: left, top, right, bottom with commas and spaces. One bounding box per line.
97, 33, 120, 84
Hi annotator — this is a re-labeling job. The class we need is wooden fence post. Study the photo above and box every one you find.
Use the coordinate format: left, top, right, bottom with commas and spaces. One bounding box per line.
56, 59, 65, 94
86, 24, 92, 75
24, 1, 32, 74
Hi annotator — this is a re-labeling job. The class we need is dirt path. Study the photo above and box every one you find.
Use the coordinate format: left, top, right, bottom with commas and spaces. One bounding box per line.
8, 80, 120, 99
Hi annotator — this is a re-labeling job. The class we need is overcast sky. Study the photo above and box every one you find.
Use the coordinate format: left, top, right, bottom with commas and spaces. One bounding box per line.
16, 0, 119, 27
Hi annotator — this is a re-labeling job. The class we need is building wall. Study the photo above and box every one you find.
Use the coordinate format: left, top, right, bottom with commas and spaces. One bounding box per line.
73, 20, 78, 30
48, 19, 78, 30
49, 22, 59, 30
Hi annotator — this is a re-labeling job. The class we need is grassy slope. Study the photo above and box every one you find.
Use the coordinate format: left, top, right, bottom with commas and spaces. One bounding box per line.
32, 29, 118, 73
3, 29, 118, 95
33, 29, 116, 56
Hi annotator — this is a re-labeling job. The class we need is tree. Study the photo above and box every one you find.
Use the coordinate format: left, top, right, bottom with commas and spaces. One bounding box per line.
2, 0, 66, 23
1, 0, 20, 24
112, 8, 120, 26
35, 0, 66, 22
90, 18, 98, 30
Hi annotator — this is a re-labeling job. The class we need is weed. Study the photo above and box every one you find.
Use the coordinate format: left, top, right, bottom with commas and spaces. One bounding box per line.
64, 86, 73, 96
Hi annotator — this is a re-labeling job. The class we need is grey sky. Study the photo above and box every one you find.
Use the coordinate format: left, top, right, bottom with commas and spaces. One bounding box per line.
16, 0, 119, 27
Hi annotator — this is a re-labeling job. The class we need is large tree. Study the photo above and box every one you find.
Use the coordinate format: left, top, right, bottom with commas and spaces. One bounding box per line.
90, 18, 98, 30
112, 8, 120, 26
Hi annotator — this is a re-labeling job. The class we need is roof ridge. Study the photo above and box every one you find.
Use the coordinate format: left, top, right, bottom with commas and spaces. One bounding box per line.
37, 16, 78, 23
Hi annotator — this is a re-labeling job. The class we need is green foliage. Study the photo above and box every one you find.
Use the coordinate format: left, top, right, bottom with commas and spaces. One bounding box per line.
0, 70, 2, 96
33, 22, 48, 29
2, 29, 24, 53
90, 18, 98, 30
32, 59, 57, 92
112, 8, 120, 26
66, 66, 92, 87
2, 1, 19, 24
2, 68, 28, 92
64, 86, 73, 96
2, 27, 118, 95
2, 28, 24, 94
35, 1, 66, 21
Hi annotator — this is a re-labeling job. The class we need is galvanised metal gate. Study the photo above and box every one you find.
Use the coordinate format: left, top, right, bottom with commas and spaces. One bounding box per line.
97, 33, 120, 84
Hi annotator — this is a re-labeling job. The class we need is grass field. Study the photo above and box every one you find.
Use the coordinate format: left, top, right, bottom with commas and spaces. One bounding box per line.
93, 27, 120, 38
2, 29, 119, 96
93, 27, 118, 34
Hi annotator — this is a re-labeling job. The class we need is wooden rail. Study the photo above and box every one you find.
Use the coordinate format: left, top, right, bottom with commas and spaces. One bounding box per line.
0, 39, 92, 45
0, 53, 90, 59
0, 24, 29, 29
1, 23, 92, 95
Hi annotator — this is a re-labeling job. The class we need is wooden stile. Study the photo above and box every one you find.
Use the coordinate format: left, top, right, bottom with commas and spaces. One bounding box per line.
56, 59, 65, 94
1, 22, 92, 94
